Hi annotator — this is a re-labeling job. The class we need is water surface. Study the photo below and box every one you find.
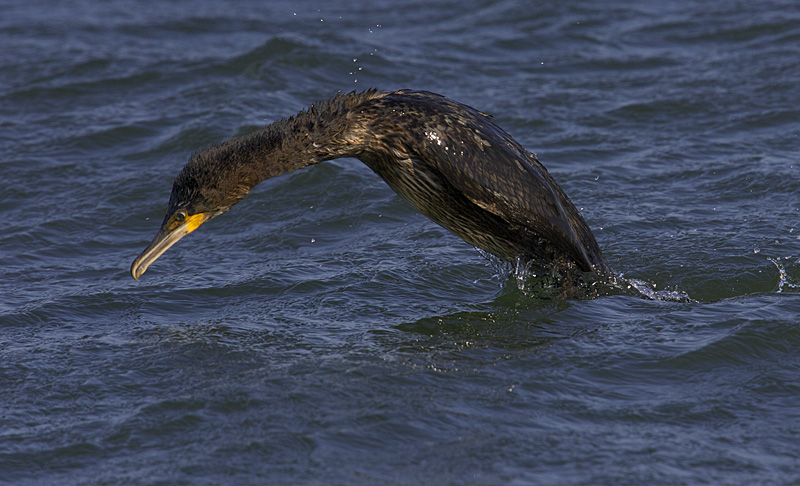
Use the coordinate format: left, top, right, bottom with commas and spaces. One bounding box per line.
2, 1, 799, 484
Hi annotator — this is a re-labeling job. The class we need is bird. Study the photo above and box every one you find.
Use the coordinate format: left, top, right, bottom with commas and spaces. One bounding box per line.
131, 89, 613, 291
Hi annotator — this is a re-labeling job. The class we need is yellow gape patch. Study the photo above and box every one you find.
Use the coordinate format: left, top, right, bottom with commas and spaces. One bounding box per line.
167, 212, 206, 233
181, 213, 207, 234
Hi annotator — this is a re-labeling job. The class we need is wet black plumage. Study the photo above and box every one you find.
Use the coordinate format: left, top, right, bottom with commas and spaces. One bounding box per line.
131, 89, 611, 286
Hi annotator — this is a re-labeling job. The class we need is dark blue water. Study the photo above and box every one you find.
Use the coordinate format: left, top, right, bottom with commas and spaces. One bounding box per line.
2, 1, 800, 484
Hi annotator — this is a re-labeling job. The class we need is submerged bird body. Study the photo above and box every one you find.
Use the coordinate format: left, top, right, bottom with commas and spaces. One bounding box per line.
131, 90, 611, 284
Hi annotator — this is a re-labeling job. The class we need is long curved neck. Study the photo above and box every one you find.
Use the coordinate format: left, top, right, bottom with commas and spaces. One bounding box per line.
179, 91, 384, 210
237, 91, 384, 173
236, 110, 352, 178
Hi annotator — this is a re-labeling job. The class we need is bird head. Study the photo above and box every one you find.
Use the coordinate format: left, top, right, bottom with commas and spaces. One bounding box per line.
130, 149, 255, 280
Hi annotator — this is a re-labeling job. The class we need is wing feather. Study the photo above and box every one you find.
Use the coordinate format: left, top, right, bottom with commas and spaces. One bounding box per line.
359, 90, 608, 272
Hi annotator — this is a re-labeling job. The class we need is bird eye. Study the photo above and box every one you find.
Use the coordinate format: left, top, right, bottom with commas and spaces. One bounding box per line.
175, 210, 188, 222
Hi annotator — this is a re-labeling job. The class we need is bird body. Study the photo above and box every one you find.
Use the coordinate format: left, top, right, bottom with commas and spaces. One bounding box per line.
131, 90, 611, 286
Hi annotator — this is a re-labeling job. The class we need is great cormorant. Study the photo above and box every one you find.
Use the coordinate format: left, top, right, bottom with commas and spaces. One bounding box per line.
131, 89, 612, 289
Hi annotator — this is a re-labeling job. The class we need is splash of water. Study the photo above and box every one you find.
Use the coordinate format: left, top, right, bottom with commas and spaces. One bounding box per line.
623, 277, 692, 302
475, 250, 691, 301
768, 256, 800, 292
